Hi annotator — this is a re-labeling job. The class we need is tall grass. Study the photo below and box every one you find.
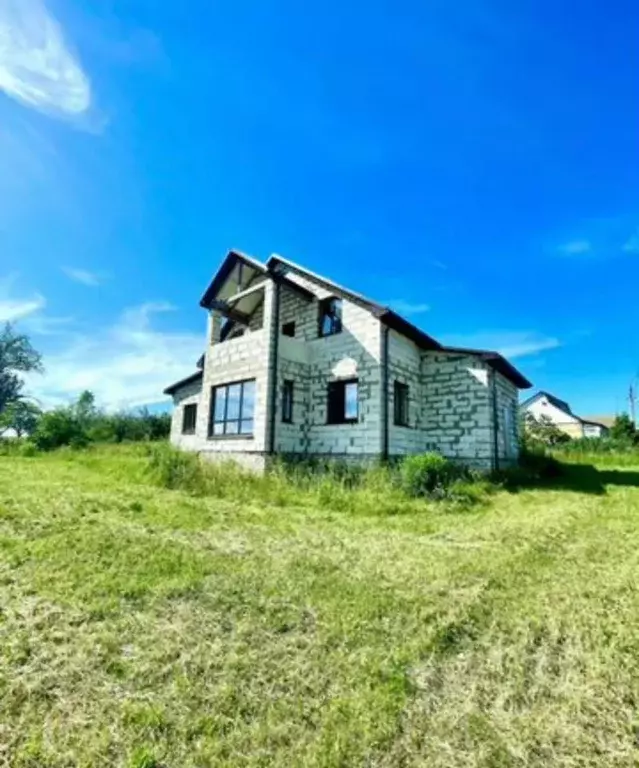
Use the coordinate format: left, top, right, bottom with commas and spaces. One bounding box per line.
145, 444, 490, 514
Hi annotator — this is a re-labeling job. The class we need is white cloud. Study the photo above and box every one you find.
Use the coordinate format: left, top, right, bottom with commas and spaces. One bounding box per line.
386, 299, 430, 315
441, 331, 561, 360
557, 239, 592, 256
61, 267, 104, 286
0, 275, 72, 333
0, 294, 45, 322
0, 0, 90, 116
25, 302, 203, 411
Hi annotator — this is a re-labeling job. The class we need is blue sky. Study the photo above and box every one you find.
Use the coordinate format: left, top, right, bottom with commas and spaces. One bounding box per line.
1, 0, 637, 415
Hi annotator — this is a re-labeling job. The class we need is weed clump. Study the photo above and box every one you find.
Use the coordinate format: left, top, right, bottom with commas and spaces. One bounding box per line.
400, 453, 462, 498
146, 443, 207, 494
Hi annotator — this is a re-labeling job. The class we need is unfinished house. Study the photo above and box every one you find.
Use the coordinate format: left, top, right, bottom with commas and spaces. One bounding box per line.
164, 250, 532, 471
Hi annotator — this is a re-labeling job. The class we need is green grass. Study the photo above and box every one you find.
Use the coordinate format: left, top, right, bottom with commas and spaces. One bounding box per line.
2, 445, 639, 766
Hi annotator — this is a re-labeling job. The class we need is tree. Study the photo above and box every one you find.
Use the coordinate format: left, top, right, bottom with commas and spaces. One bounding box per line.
522, 413, 571, 447
609, 413, 637, 443
0, 400, 41, 437
74, 390, 97, 426
0, 324, 43, 413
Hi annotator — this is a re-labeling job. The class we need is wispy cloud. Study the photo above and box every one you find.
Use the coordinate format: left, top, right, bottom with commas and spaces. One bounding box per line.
62, 267, 105, 287
0, 0, 91, 116
385, 299, 430, 316
0, 274, 71, 332
441, 331, 561, 360
554, 216, 639, 259
25, 302, 202, 411
557, 239, 592, 256
0, 294, 45, 322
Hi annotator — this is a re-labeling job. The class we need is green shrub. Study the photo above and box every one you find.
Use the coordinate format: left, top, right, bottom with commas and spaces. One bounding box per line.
18, 441, 38, 457
31, 409, 89, 451
24, 390, 171, 453
399, 453, 461, 498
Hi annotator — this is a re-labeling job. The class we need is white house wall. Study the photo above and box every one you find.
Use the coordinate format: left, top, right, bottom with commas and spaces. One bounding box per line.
524, 398, 580, 426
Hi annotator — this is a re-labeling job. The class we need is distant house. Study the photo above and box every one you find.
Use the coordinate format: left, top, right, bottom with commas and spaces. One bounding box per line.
164, 249, 532, 471
520, 391, 609, 438
582, 415, 616, 432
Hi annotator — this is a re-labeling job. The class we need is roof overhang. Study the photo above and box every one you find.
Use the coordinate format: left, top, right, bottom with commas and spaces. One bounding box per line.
200, 250, 315, 317
200, 250, 268, 309
439, 346, 532, 389
163, 370, 203, 396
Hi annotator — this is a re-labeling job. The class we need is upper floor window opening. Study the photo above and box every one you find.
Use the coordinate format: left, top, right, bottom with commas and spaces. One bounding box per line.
318, 297, 343, 338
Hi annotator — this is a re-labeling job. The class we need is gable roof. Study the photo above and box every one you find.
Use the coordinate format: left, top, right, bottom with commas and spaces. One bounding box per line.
200, 249, 267, 308
267, 254, 531, 389
520, 390, 572, 414
187, 249, 532, 391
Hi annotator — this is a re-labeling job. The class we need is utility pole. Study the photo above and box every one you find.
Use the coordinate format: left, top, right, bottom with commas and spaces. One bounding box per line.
630, 384, 636, 426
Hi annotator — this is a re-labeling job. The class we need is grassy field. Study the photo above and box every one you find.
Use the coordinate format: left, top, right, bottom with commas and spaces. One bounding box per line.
2, 446, 639, 766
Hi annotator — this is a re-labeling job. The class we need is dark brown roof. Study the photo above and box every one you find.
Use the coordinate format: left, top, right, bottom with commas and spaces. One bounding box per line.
163, 371, 203, 396
267, 254, 531, 389
188, 250, 532, 391
441, 346, 532, 389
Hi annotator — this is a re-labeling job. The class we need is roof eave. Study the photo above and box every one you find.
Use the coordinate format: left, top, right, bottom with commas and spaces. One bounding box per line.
377, 309, 442, 351
266, 254, 386, 313
439, 346, 532, 389
163, 371, 203, 396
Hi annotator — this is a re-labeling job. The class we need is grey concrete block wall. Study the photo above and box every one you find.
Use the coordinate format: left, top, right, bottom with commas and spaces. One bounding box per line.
275, 281, 383, 457
169, 378, 203, 452
421, 352, 494, 465
387, 331, 426, 455
194, 282, 275, 457
384, 332, 510, 467
493, 372, 519, 465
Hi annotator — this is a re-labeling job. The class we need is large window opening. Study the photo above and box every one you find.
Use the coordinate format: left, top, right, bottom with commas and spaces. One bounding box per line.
210, 379, 256, 436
